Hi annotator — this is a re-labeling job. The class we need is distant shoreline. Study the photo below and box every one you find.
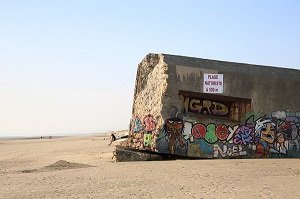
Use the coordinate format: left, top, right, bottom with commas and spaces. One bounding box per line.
0, 135, 67, 141
0, 130, 128, 141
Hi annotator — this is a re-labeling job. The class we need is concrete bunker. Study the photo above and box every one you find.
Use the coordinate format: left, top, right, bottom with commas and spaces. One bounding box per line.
126, 53, 300, 159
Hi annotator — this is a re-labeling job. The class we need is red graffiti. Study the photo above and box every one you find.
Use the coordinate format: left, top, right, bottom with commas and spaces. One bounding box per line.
192, 124, 206, 139
143, 114, 156, 132
216, 124, 229, 141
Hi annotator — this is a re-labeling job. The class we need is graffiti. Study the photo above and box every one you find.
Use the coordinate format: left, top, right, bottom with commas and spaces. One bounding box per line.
275, 132, 287, 154
188, 111, 300, 158
144, 133, 152, 147
272, 111, 287, 119
254, 118, 276, 157
216, 124, 229, 141
182, 122, 193, 141
213, 144, 247, 158
143, 114, 156, 132
129, 111, 300, 158
132, 117, 143, 133
277, 120, 298, 140
183, 96, 230, 117
191, 123, 228, 144
128, 114, 157, 150
155, 117, 189, 156
233, 125, 256, 145
164, 117, 185, 154
205, 124, 218, 144
191, 124, 206, 139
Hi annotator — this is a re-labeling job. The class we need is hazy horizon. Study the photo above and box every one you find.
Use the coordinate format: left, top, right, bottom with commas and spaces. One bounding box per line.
1, 1, 300, 137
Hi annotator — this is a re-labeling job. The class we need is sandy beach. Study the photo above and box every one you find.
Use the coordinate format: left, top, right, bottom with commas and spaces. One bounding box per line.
0, 133, 299, 199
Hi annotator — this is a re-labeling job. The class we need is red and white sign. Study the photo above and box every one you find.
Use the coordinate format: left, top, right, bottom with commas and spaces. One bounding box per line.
203, 74, 223, 93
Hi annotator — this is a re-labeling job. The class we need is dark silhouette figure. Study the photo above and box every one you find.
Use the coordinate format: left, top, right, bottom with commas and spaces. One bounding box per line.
109, 133, 116, 145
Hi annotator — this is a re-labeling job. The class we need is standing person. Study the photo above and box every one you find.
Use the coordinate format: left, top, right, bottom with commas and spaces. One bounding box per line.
109, 133, 116, 145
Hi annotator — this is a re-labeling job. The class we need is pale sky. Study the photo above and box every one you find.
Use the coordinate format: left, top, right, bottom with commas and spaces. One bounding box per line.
1, 1, 300, 137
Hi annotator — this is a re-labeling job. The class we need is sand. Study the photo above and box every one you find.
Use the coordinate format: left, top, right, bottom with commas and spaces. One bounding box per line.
0, 134, 300, 199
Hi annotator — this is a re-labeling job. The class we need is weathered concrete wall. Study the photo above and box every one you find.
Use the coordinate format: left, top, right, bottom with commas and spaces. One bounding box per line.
128, 53, 300, 159
163, 54, 300, 116
129, 54, 167, 150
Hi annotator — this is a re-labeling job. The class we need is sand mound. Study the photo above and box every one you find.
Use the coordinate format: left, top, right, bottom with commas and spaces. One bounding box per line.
42, 160, 93, 171
20, 160, 93, 173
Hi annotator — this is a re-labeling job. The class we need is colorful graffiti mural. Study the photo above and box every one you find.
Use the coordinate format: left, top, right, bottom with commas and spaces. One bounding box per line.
186, 112, 300, 158
129, 114, 156, 150
129, 111, 300, 158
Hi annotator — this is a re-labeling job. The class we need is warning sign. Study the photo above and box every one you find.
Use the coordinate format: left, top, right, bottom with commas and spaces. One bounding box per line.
203, 74, 223, 93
